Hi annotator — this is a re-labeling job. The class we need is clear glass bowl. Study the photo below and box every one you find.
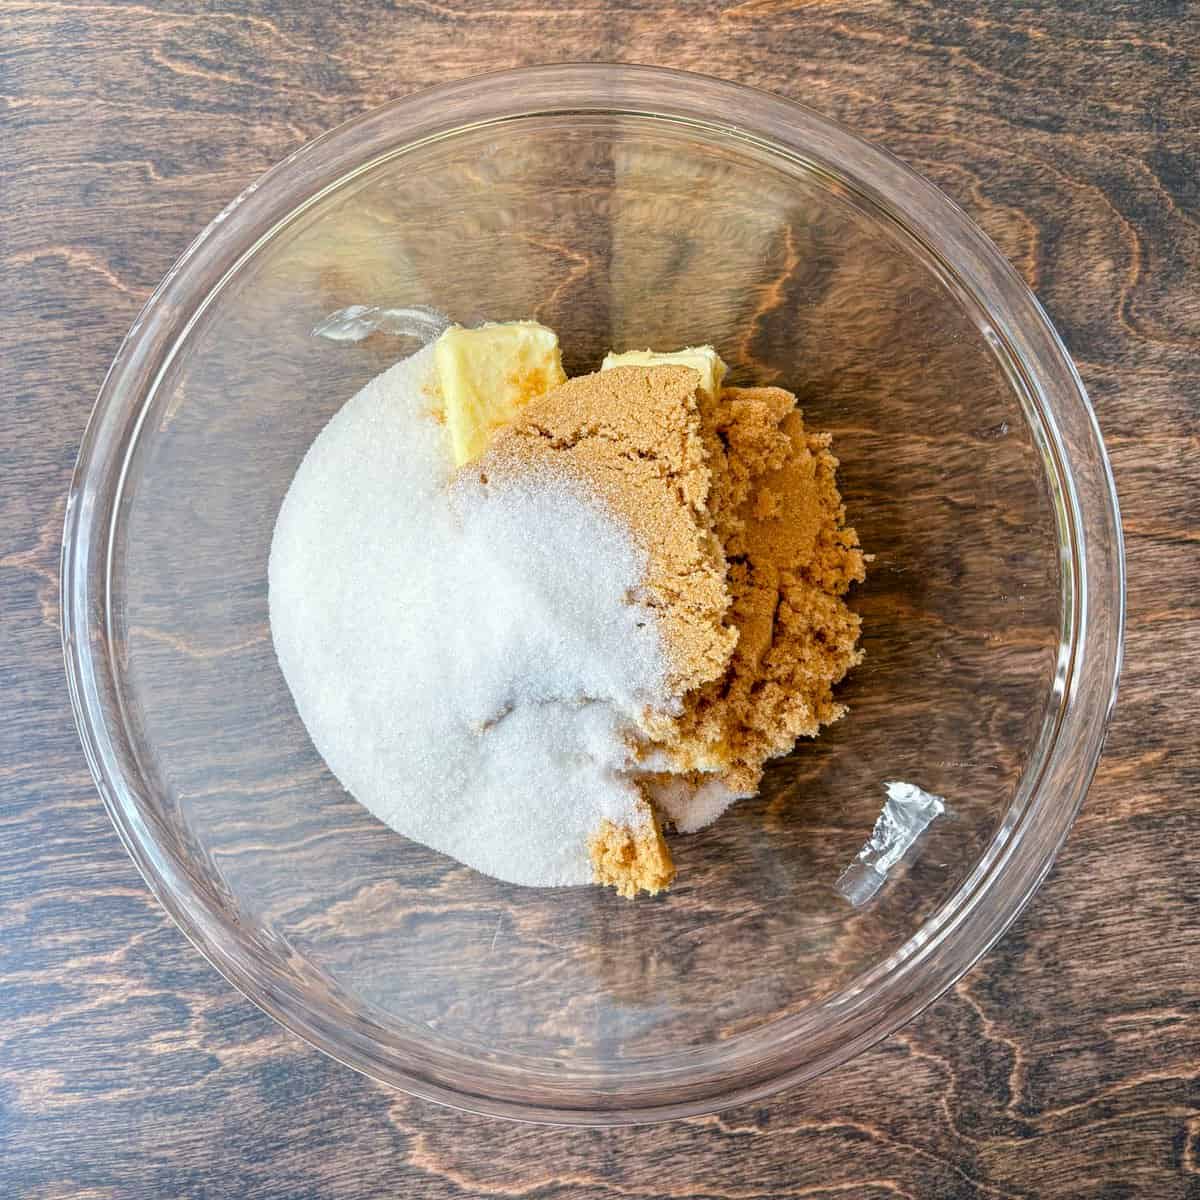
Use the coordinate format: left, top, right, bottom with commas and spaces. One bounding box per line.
62, 65, 1124, 1124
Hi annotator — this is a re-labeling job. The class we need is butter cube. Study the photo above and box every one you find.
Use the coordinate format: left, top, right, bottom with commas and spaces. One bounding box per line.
434, 321, 567, 465
600, 345, 727, 402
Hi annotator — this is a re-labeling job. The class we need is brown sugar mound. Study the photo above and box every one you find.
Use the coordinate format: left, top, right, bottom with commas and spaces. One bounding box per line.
478, 367, 864, 896
483, 365, 737, 697
647, 386, 866, 796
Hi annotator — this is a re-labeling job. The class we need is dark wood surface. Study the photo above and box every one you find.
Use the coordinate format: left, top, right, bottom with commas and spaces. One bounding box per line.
3, 2, 1197, 1196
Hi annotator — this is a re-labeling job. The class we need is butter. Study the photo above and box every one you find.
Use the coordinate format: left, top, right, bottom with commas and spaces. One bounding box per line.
600, 344, 727, 401
434, 321, 566, 465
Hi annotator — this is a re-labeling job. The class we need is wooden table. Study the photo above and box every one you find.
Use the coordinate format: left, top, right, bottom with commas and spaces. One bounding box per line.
3, 3, 1197, 1196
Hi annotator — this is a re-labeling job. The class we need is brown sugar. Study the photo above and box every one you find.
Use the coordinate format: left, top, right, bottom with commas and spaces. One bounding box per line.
588, 807, 676, 898
647, 386, 866, 796
479, 366, 864, 896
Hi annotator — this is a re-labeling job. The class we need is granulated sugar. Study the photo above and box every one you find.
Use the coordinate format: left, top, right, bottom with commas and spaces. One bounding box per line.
269, 344, 672, 887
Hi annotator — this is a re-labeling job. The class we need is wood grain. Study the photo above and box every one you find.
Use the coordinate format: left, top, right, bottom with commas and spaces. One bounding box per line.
2, 2, 1197, 1197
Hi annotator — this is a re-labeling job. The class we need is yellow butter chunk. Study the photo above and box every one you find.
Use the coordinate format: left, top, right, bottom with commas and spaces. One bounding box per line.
434, 321, 567, 465
600, 345, 727, 402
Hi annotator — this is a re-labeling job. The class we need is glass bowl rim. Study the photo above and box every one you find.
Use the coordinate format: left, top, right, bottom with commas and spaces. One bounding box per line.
61, 62, 1126, 1125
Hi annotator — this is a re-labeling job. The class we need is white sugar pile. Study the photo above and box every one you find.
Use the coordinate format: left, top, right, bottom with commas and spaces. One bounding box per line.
269, 344, 675, 887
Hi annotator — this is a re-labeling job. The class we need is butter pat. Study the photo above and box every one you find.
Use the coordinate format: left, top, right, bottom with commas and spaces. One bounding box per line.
435, 321, 567, 465
601, 345, 727, 402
